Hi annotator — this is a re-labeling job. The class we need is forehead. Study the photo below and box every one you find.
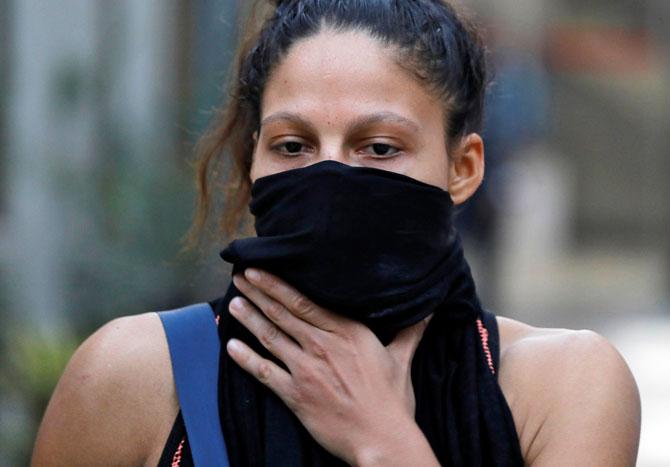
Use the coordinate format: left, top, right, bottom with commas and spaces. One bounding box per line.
260, 28, 444, 128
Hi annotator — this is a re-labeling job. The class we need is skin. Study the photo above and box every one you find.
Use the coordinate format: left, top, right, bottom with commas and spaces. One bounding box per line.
32, 29, 641, 466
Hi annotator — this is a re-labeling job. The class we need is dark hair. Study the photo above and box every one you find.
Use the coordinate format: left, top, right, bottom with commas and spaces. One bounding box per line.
186, 0, 488, 246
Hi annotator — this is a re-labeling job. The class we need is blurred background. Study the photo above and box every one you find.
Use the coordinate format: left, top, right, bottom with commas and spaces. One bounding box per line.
0, 0, 668, 465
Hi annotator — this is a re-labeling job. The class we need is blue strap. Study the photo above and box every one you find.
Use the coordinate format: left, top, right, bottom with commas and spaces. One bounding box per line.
158, 303, 229, 467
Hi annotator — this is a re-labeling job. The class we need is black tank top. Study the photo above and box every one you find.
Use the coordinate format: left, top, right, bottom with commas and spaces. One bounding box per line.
157, 299, 511, 467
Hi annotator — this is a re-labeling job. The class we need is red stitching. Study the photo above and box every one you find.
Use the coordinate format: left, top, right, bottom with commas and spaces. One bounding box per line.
476, 318, 495, 374
171, 437, 185, 467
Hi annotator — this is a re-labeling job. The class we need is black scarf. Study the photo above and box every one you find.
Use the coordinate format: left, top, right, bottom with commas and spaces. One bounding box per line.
215, 160, 523, 466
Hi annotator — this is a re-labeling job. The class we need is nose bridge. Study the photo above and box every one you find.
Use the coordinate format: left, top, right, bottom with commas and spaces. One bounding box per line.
318, 136, 349, 165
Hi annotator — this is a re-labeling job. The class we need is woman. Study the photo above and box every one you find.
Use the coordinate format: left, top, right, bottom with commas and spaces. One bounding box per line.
32, 1, 641, 466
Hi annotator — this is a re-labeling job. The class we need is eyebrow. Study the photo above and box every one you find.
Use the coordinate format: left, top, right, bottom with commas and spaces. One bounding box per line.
259, 111, 421, 133
260, 112, 317, 132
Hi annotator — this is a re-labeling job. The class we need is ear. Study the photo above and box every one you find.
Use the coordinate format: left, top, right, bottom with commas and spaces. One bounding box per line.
447, 133, 485, 205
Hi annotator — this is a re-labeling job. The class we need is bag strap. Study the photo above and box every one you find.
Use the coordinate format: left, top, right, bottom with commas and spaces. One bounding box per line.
158, 303, 229, 467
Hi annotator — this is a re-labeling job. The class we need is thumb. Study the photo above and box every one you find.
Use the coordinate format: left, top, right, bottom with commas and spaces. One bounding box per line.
387, 314, 433, 365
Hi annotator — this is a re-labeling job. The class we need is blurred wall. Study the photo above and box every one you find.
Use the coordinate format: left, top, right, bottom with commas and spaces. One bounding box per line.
0, 1, 240, 463
463, 1, 670, 465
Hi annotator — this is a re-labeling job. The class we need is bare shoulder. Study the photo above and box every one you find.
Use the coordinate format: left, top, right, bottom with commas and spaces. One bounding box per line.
495, 316, 641, 466
32, 312, 178, 467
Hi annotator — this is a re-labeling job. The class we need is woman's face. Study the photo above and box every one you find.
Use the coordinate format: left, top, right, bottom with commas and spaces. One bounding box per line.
250, 29, 457, 192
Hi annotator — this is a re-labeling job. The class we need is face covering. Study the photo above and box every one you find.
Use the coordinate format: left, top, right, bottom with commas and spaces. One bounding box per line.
215, 160, 524, 466
221, 159, 477, 344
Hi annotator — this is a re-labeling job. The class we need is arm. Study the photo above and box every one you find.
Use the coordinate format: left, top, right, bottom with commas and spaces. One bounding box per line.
226, 268, 439, 466
31, 313, 176, 467
500, 329, 641, 466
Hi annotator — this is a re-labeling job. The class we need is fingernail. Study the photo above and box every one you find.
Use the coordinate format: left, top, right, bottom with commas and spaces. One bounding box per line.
229, 297, 243, 312
227, 339, 242, 354
245, 268, 261, 282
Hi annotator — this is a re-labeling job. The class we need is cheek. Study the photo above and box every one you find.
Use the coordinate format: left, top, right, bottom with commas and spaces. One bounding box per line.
249, 149, 269, 183
249, 154, 259, 183
249, 150, 304, 183
249, 145, 276, 182
423, 161, 450, 191
411, 143, 450, 191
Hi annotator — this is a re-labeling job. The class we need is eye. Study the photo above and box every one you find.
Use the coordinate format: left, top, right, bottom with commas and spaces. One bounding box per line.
271, 140, 311, 157
284, 141, 303, 153
361, 142, 402, 158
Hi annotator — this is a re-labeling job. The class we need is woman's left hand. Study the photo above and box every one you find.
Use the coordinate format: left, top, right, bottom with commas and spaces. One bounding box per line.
227, 268, 435, 466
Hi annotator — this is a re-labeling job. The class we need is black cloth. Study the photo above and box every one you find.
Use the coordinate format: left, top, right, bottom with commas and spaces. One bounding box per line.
214, 160, 523, 466
157, 412, 192, 467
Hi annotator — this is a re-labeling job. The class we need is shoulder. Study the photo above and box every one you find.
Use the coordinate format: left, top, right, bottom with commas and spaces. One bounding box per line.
32, 312, 178, 467
495, 316, 641, 467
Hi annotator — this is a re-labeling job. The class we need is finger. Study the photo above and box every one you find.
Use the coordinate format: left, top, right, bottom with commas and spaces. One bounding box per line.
233, 274, 316, 346
229, 296, 302, 364
243, 268, 340, 332
387, 314, 433, 365
226, 338, 295, 404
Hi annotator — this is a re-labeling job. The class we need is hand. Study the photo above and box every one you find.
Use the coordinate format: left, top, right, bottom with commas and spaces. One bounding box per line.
227, 268, 433, 465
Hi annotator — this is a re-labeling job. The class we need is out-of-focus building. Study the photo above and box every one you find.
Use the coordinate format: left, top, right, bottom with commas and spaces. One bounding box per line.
465, 1, 670, 465
0, 1, 240, 463
464, 0, 669, 325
